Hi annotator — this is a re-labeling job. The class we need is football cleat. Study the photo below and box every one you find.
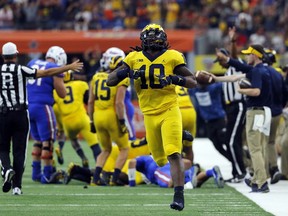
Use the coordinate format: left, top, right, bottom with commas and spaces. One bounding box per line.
82, 159, 89, 168
12, 187, 23, 195
170, 191, 184, 211
55, 147, 64, 165
64, 162, 76, 185
49, 170, 66, 184
213, 166, 224, 188
2, 169, 15, 193
91, 178, 107, 186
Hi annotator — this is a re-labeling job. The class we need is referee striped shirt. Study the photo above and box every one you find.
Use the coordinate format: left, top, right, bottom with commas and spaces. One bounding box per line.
223, 61, 245, 104
0, 62, 36, 107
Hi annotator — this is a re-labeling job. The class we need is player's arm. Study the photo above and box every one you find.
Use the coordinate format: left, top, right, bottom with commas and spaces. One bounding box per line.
115, 85, 126, 120
116, 85, 128, 133
53, 76, 66, 98
229, 26, 238, 59
107, 64, 130, 86
36, 60, 83, 78
87, 83, 95, 122
173, 65, 198, 88
211, 73, 245, 82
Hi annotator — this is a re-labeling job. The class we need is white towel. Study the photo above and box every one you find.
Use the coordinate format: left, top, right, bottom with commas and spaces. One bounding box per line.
252, 106, 271, 136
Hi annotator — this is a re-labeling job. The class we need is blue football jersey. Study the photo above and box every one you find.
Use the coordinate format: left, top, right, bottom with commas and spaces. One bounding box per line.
27, 59, 60, 106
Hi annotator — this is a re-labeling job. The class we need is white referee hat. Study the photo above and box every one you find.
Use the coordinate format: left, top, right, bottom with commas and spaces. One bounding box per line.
2, 42, 19, 55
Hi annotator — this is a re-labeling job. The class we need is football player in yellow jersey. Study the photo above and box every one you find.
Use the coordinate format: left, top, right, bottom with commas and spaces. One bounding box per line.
53, 78, 101, 168
107, 24, 197, 211
175, 86, 197, 163
88, 47, 130, 186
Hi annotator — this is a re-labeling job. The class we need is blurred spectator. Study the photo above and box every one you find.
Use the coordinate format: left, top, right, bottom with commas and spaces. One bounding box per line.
0, 4, 14, 29
147, 0, 161, 25
82, 46, 102, 82
74, 5, 92, 31
136, 1, 149, 29
164, 0, 180, 29
249, 26, 267, 46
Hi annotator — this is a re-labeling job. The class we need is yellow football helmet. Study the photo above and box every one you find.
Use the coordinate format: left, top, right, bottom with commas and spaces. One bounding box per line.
140, 23, 167, 51
109, 56, 124, 70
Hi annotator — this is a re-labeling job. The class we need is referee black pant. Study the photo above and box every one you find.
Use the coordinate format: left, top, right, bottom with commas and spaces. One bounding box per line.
225, 101, 247, 177
0, 109, 29, 189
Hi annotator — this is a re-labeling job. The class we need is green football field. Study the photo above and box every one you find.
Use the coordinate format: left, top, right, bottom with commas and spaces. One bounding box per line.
0, 140, 272, 216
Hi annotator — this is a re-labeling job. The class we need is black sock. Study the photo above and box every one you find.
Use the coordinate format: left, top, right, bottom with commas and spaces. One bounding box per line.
90, 144, 101, 161
174, 186, 184, 204
58, 141, 65, 150
174, 186, 184, 193
93, 167, 102, 182
76, 149, 86, 160
112, 168, 121, 182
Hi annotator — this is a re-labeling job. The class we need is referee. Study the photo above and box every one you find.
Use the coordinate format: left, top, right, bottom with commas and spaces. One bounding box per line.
0, 42, 83, 195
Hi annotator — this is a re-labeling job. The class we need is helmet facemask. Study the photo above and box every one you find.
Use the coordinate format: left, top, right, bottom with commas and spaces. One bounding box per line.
140, 24, 167, 51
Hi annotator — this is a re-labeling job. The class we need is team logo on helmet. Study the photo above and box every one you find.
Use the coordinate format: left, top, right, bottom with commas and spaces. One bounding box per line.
100, 47, 125, 70
140, 23, 167, 51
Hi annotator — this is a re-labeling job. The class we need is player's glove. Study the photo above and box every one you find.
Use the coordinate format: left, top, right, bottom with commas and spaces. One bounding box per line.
156, 74, 172, 87
131, 69, 145, 80
118, 119, 128, 134
90, 121, 96, 133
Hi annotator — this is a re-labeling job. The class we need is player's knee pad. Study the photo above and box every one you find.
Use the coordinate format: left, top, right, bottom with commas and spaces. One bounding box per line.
41, 141, 53, 160
32, 143, 42, 156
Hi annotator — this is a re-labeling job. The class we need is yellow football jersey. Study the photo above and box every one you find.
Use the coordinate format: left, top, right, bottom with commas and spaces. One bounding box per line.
53, 80, 88, 116
124, 49, 186, 115
175, 86, 194, 109
90, 72, 130, 110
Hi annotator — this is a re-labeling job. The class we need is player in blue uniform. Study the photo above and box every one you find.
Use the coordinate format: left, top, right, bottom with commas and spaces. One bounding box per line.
27, 46, 67, 184
128, 155, 224, 189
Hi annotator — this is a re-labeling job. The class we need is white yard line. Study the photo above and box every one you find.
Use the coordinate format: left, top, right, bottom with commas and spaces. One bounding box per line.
193, 138, 288, 216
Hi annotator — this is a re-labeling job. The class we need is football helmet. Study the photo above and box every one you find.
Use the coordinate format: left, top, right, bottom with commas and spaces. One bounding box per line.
263, 48, 276, 65
140, 23, 167, 51
109, 56, 124, 70
100, 47, 125, 70
45, 46, 67, 66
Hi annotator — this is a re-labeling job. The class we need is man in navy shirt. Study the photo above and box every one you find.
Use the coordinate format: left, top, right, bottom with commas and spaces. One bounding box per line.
212, 44, 273, 193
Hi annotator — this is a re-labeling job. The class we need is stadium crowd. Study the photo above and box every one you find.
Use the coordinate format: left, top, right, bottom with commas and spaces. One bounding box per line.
0, 0, 288, 54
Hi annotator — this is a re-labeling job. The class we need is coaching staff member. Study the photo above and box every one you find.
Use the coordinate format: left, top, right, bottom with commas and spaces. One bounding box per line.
0, 42, 83, 195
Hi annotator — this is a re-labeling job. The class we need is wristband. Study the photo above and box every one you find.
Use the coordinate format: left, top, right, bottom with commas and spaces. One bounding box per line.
116, 68, 130, 80
119, 119, 125, 124
170, 75, 186, 86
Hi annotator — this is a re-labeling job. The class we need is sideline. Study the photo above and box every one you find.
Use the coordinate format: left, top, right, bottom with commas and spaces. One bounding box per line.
193, 138, 288, 216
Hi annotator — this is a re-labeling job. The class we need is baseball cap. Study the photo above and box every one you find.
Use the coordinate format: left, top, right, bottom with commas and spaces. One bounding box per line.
241, 44, 264, 59
213, 48, 230, 63
2, 42, 19, 56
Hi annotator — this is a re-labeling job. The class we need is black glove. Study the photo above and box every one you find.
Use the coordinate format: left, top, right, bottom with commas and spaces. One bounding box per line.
90, 121, 96, 133
157, 75, 172, 87
131, 69, 145, 80
118, 119, 128, 134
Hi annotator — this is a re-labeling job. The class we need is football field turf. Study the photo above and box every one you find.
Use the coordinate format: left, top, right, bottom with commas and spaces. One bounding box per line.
0, 140, 272, 216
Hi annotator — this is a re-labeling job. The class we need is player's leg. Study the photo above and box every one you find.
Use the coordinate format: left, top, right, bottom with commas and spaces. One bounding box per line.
53, 103, 65, 165
37, 105, 57, 184
70, 138, 89, 168
92, 128, 112, 185
110, 124, 129, 186
162, 107, 185, 211
80, 115, 101, 162
181, 107, 196, 163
